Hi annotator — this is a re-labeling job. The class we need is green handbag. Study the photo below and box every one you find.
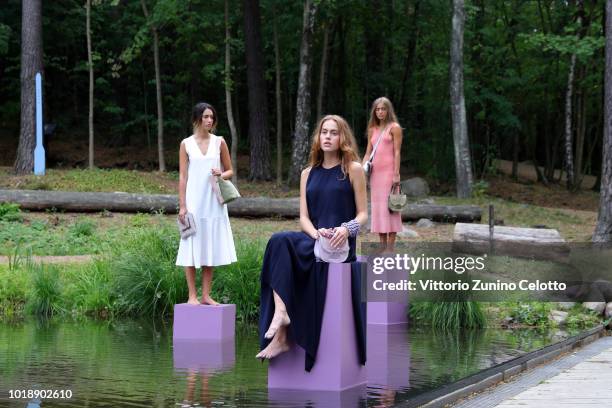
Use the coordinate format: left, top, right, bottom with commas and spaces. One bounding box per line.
216, 176, 241, 204
388, 182, 407, 212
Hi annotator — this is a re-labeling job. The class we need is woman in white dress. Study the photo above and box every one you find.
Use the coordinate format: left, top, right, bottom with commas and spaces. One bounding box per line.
176, 102, 237, 305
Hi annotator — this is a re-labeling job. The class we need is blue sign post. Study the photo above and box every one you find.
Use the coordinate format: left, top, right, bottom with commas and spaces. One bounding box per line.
34, 72, 45, 175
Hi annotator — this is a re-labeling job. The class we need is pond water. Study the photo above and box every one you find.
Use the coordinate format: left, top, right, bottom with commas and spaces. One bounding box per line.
0, 319, 580, 407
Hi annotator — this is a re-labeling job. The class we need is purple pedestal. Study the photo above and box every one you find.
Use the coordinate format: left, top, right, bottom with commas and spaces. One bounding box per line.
268, 262, 366, 391
366, 323, 411, 390
173, 303, 235, 341
359, 255, 409, 325
268, 384, 366, 407
367, 301, 408, 325
173, 339, 235, 374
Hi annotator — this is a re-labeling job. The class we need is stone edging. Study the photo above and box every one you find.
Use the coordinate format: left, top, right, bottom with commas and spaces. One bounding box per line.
397, 325, 606, 408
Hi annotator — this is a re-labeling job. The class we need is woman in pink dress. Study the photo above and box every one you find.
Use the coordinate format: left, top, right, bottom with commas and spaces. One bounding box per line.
362, 97, 403, 251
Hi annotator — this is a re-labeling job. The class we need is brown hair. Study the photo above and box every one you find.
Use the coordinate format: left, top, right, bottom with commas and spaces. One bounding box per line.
367, 96, 400, 129
308, 115, 360, 178
192, 102, 217, 132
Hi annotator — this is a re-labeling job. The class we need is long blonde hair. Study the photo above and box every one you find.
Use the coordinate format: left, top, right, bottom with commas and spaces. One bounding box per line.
308, 115, 360, 178
367, 96, 399, 129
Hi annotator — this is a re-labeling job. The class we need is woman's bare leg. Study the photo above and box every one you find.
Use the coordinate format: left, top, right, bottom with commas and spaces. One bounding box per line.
201, 266, 219, 305
256, 324, 290, 359
264, 290, 290, 339
185, 267, 199, 305
387, 232, 397, 252
379, 233, 388, 252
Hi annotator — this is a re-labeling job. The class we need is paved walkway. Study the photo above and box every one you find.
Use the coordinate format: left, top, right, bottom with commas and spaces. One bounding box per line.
452, 336, 612, 408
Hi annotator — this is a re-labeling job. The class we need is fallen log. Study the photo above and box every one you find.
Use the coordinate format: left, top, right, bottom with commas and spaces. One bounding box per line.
402, 204, 481, 222
0, 189, 300, 218
0, 189, 482, 222
452, 222, 570, 261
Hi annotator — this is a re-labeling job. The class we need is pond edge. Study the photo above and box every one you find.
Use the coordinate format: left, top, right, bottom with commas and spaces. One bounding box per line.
399, 325, 607, 408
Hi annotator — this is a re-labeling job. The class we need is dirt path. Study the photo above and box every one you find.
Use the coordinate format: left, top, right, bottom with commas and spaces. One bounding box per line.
0, 254, 94, 265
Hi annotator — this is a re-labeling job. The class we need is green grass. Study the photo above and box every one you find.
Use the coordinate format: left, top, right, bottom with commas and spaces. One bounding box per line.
0, 225, 267, 322
0, 212, 297, 256
0, 168, 173, 194
410, 301, 487, 330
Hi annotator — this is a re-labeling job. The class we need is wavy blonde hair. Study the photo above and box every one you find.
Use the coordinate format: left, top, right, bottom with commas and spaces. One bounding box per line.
308, 115, 360, 178
367, 96, 399, 129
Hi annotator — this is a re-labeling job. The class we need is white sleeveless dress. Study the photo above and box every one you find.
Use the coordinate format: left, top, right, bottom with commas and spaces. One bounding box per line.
176, 134, 237, 267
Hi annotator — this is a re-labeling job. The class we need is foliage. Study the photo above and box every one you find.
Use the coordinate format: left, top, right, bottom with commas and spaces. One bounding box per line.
509, 302, 551, 327
26, 263, 64, 317
70, 217, 97, 237
409, 301, 486, 330
0, 202, 22, 222
0, 223, 267, 322
0, 0, 605, 184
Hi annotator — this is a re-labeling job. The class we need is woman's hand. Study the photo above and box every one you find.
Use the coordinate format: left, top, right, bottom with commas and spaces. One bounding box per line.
392, 173, 400, 185
178, 207, 187, 224
211, 168, 222, 177
330, 226, 349, 249
317, 228, 334, 239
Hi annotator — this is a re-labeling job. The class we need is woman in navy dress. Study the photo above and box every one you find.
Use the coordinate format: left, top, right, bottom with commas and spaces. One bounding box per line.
256, 115, 368, 371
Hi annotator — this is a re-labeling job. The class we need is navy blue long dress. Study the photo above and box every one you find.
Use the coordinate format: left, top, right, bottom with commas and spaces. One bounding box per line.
259, 164, 367, 371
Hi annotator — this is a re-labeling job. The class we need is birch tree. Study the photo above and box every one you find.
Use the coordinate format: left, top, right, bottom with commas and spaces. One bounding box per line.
225, 0, 239, 184
86, 0, 94, 169
140, 0, 165, 172
288, 0, 317, 185
450, 0, 473, 198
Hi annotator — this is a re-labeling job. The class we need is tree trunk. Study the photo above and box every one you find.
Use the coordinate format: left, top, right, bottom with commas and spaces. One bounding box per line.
86, 0, 94, 169
396, 0, 421, 114
140, 0, 165, 172
273, 8, 282, 184
225, 0, 239, 184
14, 0, 43, 174
243, 0, 272, 181
287, 0, 318, 186
450, 0, 473, 198
316, 21, 331, 121
593, 0, 612, 242
563, 0, 585, 190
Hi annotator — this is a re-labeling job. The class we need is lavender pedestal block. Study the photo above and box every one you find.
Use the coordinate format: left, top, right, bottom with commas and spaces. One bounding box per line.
268, 262, 366, 391
367, 302, 408, 325
359, 255, 409, 325
366, 323, 411, 390
173, 303, 235, 341
268, 385, 366, 406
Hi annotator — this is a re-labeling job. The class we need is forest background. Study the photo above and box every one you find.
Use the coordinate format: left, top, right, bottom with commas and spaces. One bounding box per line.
0, 0, 607, 191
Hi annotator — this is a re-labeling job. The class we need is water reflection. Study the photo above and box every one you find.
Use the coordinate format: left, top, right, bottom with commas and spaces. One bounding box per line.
267, 385, 366, 408
173, 339, 235, 374
366, 323, 411, 390
0, 318, 583, 407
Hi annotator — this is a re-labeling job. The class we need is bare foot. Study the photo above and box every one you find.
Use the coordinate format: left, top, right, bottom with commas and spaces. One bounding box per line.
264, 310, 290, 339
201, 295, 219, 306
187, 297, 200, 305
255, 337, 290, 360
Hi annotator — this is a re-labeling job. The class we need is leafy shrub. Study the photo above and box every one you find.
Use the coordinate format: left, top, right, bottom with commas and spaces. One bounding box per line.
510, 302, 551, 326
0, 203, 23, 222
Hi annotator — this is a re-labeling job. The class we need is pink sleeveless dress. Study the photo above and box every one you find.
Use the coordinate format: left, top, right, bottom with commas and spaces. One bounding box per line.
369, 124, 402, 233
